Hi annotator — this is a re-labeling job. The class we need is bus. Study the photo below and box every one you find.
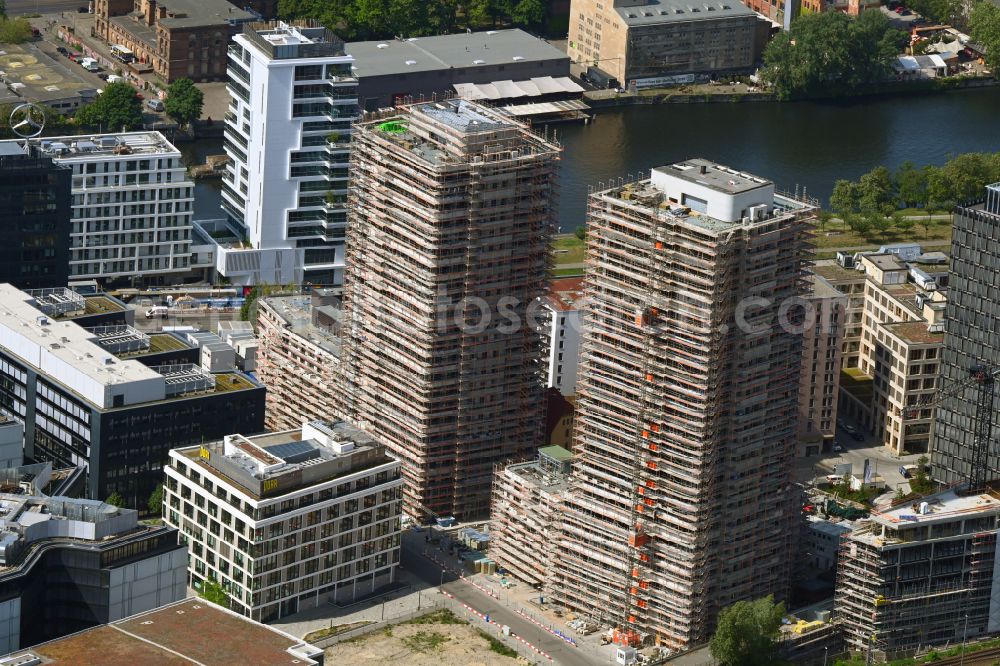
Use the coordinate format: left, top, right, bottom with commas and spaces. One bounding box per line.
110, 44, 134, 63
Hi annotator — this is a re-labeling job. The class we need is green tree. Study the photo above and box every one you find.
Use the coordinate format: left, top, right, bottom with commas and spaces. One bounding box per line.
105, 491, 125, 508
762, 11, 903, 99
893, 211, 916, 236
164, 78, 204, 127
907, 0, 960, 24
574, 226, 586, 241
858, 165, 895, 217
147, 483, 163, 515
970, 1, 1000, 70
846, 213, 872, 239
240, 285, 260, 321
75, 82, 142, 132
510, 0, 544, 27
709, 595, 786, 666
830, 179, 860, 217
0, 102, 69, 139
924, 165, 955, 210
199, 577, 230, 608
895, 160, 927, 208
868, 212, 892, 238
0, 16, 34, 43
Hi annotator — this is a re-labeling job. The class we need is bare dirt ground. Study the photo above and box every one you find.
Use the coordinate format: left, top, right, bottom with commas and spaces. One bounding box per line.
325, 621, 527, 666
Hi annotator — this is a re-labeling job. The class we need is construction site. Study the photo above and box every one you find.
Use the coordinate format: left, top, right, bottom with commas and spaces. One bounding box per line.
339, 99, 561, 520
550, 160, 815, 649
835, 485, 1000, 659
255, 289, 344, 431
489, 446, 571, 587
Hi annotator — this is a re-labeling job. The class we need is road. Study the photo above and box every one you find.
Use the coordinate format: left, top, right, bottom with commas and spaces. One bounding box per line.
6, 0, 86, 15
401, 539, 606, 666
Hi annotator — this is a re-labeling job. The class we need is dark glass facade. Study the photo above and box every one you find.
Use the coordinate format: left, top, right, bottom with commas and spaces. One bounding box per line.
933, 184, 1000, 485
0, 143, 71, 289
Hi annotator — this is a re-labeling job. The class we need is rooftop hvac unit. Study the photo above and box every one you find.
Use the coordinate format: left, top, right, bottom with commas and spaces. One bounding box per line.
749, 204, 768, 221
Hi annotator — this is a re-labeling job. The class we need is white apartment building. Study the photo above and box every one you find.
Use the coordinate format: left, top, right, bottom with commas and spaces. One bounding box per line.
219, 22, 358, 287
30, 132, 193, 283
541, 277, 584, 396
163, 420, 402, 623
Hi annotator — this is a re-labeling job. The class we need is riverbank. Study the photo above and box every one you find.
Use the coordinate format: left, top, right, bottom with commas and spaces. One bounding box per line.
584, 75, 1000, 109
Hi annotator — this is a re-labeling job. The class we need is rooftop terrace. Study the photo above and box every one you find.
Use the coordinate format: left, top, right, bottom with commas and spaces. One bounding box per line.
866, 486, 1000, 534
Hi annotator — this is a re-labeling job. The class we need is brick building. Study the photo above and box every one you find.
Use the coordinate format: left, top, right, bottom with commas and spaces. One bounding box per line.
95, 0, 254, 82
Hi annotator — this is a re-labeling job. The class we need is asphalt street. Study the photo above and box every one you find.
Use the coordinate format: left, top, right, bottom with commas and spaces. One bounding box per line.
6, 0, 86, 15
400, 538, 606, 666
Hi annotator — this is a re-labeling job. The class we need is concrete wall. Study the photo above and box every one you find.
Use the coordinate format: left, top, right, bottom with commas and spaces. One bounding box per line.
108, 546, 188, 621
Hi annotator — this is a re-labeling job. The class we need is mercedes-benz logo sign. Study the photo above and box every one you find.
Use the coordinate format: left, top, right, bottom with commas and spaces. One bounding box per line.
9, 103, 46, 139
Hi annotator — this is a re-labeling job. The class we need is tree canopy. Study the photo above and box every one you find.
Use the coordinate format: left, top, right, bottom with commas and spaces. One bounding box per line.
762, 11, 905, 99
105, 491, 125, 508
75, 82, 143, 132
0, 16, 34, 43
828, 152, 1000, 213
148, 483, 163, 515
164, 78, 204, 127
278, 0, 546, 40
199, 578, 230, 608
709, 595, 786, 666
905, 0, 960, 24
970, 1, 1000, 70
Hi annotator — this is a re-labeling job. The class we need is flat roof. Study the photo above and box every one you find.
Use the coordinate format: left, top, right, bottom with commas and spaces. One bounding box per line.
883, 320, 944, 345
653, 158, 771, 195
153, 0, 252, 28
864, 253, 908, 271
0, 141, 26, 157
454, 75, 583, 100
0, 283, 162, 389
31, 131, 181, 159
546, 277, 586, 312
615, 0, 754, 24
812, 263, 865, 284
262, 295, 340, 357
23, 599, 321, 665
870, 487, 1000, 530
347, 29, 567, 78
807, 274, 845, 300
538, 445, 573, 461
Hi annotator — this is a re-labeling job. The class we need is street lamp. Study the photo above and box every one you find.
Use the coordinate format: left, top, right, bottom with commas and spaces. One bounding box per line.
960, 613, 969, 666
824, 646, 828, 666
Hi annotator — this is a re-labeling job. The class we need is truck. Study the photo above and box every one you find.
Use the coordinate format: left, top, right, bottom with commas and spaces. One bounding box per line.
79, 58, 100, 72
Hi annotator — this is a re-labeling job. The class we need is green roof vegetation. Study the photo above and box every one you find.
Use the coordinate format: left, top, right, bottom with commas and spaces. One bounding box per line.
539, 445, 572, 461
378, 121, 408, 134
213, 373, 256, 393
841, 368, 874, 402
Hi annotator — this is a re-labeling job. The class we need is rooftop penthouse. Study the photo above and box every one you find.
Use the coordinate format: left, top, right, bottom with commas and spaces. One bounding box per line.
29, 131, 181, 159
241, 20, 347, 60
599, 158, 812, 233
181, 420, 391, 499
262, 294, 341, 358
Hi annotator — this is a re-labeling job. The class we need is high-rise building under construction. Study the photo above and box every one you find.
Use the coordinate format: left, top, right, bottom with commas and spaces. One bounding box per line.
340, 99, 560, 520
553, 159, 814, 648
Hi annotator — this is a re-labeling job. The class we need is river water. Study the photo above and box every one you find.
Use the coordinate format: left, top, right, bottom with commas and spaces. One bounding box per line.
181, 87, 1000, 231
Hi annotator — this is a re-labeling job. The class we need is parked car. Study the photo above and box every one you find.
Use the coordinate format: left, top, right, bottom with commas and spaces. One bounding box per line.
68, 53, 78, 62
107, 74, 124, 84
98, 73, 108, 80
850, 430, 865, 442
56, 47, 69, 55
833, 442, 843, 453
146, 98, 163, 112
843, 424, 857, 434
77, 5, 88, 11
135, 92, 144, 100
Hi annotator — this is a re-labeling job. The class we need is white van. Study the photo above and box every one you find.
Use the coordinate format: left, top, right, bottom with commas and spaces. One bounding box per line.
106, 74, 124, 84
80, 58, 100, 72
145, 305, 169, 319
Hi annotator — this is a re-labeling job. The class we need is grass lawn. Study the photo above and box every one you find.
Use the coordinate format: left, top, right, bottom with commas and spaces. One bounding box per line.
551, 267, 585, 277
813, 216, 952, 250
553, 234, 586, 265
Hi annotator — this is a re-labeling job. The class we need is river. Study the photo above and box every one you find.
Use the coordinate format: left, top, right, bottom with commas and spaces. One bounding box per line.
180, 86, 1000, 231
